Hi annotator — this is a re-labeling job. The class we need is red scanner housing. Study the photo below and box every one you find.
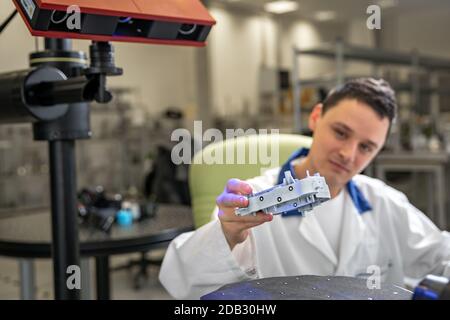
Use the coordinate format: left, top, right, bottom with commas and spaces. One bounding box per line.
13, 0, 216, 47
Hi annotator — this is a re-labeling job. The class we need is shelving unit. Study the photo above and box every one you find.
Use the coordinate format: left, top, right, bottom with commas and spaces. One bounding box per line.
0, 88, 152, 214
291, 40, 450, 136
291, 40, 450, 229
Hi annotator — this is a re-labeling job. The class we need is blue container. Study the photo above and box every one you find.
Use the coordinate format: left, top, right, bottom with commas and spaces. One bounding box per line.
116, 209, 133, 227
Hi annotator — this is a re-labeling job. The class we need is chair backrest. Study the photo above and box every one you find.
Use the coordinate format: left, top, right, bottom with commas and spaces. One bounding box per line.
189, 133, 313, 228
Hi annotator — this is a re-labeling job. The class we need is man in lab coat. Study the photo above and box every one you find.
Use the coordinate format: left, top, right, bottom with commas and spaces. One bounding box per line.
159, 78, 450, 299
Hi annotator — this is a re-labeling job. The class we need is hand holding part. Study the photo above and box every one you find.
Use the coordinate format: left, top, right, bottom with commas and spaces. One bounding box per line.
235, 171, 331, 217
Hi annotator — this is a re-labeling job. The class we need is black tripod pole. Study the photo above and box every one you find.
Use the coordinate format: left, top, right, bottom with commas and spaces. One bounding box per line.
49, 139, 80, 300
32, 38, 92, 300
45, 38, 81, 300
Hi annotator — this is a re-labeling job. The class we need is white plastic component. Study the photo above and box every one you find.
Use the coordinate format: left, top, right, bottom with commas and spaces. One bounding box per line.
235, 171, 331, 217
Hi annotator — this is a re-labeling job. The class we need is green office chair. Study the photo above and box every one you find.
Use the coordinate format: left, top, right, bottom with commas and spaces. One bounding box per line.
189, 133, 313, 228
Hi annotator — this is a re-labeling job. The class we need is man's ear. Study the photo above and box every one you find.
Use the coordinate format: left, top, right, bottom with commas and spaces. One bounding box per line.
308, 103, 323, 132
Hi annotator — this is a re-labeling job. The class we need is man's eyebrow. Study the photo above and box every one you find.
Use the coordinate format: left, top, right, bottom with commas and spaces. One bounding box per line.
333, 122, 379, 148
365, 140, 379, 149
333, 122, 353, 132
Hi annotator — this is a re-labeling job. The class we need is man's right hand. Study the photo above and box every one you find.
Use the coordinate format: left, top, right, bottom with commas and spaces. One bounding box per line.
216, 178, 273, 250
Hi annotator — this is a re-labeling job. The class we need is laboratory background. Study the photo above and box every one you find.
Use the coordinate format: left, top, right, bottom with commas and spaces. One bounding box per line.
0, 0, 449, 300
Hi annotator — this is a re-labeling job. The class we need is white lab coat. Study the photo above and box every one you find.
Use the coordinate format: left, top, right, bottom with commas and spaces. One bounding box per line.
159, 166, 450, 299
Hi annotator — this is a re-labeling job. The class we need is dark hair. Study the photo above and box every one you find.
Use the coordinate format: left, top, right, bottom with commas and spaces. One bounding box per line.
322, 78, 397, 125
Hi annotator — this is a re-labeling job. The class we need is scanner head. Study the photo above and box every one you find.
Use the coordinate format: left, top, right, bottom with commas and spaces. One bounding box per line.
13, 0, 216, 46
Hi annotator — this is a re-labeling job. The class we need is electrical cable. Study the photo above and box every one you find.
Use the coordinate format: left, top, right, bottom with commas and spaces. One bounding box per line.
0, 10, 18, 35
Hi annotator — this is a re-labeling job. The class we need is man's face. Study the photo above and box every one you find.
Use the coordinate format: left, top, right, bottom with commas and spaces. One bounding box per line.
308, 99, 390, 187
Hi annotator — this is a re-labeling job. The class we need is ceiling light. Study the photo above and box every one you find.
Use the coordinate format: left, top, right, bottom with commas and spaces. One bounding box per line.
264, 1, 299, 15
314, 11, 336, 21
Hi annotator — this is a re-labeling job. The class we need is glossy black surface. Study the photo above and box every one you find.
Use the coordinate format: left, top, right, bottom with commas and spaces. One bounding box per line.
0, 204, 194, 257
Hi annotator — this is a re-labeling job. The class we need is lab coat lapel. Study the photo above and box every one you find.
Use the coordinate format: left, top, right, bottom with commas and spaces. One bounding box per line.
298, 214, 338, 266
335, 193, 367, 275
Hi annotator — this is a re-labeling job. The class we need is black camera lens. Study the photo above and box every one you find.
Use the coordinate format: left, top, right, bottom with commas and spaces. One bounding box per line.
179, 24, 197, 35
50, 10, 69, 24
119, 17, 132, 23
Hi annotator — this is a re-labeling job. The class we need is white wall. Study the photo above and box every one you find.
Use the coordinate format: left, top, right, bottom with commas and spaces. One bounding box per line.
395, 8, 450, 59
345, 17, 376, 77
207, 7, 278, 116
0, 2, 37, 72
207, 6, 350, 117
279, 19, 346, 79
345, 8, 450, 69
107, 42, 198, 117
347, 17, 374, 47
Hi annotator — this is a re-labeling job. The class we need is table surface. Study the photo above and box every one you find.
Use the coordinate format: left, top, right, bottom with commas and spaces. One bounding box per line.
202, 275, 413, 300
0, 204, 194, 258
